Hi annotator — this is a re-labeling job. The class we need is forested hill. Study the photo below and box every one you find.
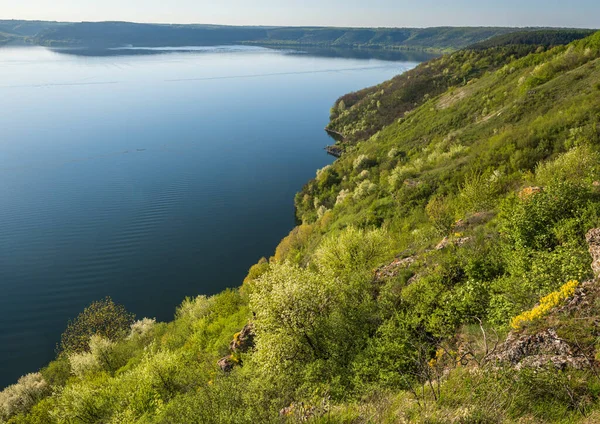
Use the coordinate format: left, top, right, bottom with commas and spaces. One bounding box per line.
0, 20, 584, 52
4, 29, 600, 424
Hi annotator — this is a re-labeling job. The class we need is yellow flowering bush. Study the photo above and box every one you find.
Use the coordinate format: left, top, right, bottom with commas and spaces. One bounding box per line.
510, 280, 579, 329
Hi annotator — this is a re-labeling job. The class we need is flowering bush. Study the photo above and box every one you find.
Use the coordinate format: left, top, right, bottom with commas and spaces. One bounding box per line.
353, 180, 377, 200
68, 335, 116, 377
510, 280, 579, 329
353, 154, 374, 171
317, 205, 329, 219
336, 189, 351, 206
357, 170, 370, 180
129, 318, 157, 340
0, 373, 50, 421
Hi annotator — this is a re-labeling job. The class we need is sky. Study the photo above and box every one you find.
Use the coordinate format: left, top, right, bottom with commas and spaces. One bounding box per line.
0, 0, 598, 28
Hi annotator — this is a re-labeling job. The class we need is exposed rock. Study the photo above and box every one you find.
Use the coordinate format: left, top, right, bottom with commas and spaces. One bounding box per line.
516, 355, 588, 371
280, 404, 295, 417
518, 186, 543, 200
488, 228, 600, 371
325, 145, 343, 158
453, 211, 494, 232
586, 228, 600, 277
556, 279, 596, 314
217, 355, 235, 373
491, 328, 587, 370
373, 256, 415, 281
494, 329, 571, 364
218, 323, 256, 372
435, 236, 471, 250
403, 179, 421, 188
229, 323, 255, 354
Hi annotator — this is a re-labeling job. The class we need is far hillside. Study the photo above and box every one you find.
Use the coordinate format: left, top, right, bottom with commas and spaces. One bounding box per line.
0, 20, 586, 52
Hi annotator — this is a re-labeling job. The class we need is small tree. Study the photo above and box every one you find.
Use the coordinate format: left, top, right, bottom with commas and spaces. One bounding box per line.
426, 196, 455, 236
59, 297, 135, 354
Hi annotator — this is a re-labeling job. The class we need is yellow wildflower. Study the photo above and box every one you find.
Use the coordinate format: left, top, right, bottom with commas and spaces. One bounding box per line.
510, 280, 579, 330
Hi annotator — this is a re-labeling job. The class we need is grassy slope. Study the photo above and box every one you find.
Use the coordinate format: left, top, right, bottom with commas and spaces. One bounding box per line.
4, 31, 600, 424
327, 29, 596, 144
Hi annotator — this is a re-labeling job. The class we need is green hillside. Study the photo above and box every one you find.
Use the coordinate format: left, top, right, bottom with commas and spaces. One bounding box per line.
327, 29, 595, 144
3, 30, 600, 424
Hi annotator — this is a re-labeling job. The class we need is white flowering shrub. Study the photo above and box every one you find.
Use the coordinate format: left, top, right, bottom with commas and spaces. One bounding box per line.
176, 295, 214, 321
128, 318, 156, 340
69, 351, 100, 378
317, 205, 329, 219
336, 189, 351, 206
353, 180, 377, 200
353, 154, 374, 171
68, 335, 116, 377
315, 165, 332, 179
357, 170, 369, 181
0, 373, 50, 421
388, 161, 422, 190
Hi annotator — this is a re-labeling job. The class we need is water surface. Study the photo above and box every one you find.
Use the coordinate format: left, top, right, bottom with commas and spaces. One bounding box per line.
0, 45, 421, 387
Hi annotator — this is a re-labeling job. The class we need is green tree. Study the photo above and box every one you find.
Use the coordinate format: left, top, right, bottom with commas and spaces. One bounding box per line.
59, 297, 135, 354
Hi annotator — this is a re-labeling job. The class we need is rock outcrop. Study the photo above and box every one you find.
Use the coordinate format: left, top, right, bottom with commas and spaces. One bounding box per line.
374, 256, 415, 281
586, 228, 600, 277
491, 328, 587, 370
491, 228, 600, 371
229, 323, 255, 354
435, 236, 471, 250
218, 322, 256, 372
217, 356, 235, 372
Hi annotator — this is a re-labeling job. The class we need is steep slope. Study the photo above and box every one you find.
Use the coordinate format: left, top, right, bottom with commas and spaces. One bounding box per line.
3, 30, 600, 424
327, 29, 596, 145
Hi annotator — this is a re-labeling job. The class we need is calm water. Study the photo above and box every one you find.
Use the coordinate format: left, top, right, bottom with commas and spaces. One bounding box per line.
0, 45, 422, 387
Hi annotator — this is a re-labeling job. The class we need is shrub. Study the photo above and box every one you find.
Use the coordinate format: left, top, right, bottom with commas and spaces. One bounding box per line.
336, 189, 351, 206
458, 171, 498, 214
244, 257, 270, 284
0, 373, 50, 422
59, 297, 135, 354
499, 181, 594, 251
128, 318, 156, 340
68, 335, 117, 377
68, 351, 100, 378
353, 155, 375, 171
353, 180, 377, 200
425, 196, 455, 235
53, 377, 115, 423
273, 224, 315, 264
250, 263, 337, 376
351, 314, 422, 391
535, 145, 600, 186
314, 227, 390, 279
41, 356, 71, 388
176, 295, 215, 321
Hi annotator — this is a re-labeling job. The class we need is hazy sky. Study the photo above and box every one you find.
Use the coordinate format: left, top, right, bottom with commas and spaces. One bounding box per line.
1, 0, 598, 28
